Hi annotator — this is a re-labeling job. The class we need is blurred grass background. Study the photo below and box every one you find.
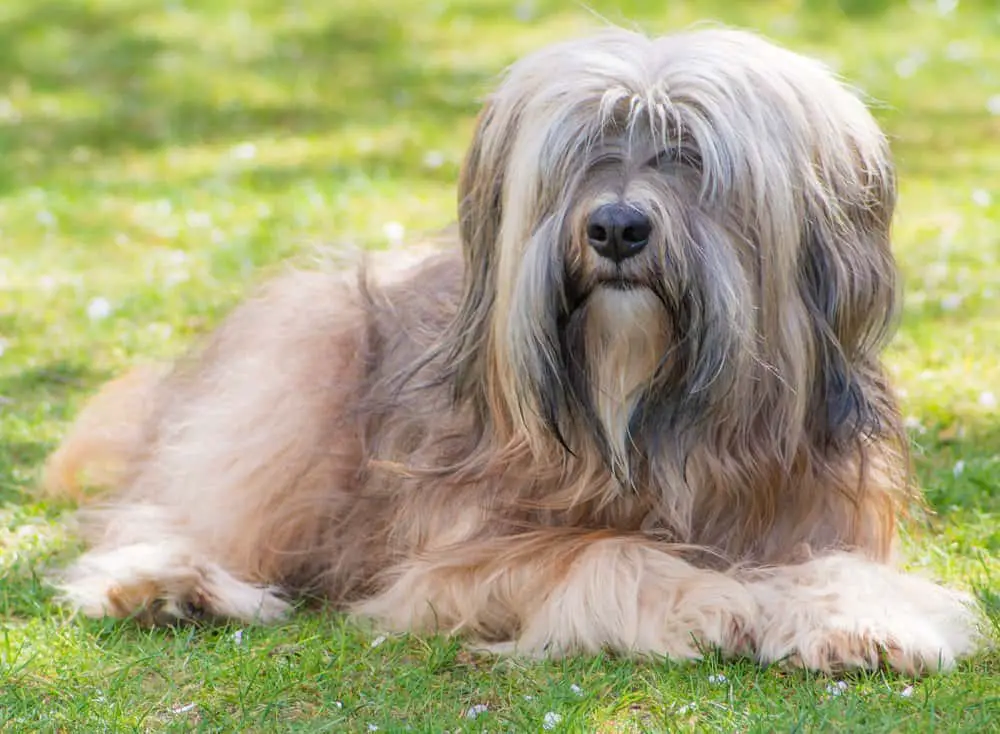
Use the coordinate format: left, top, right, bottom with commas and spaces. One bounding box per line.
0, 0, 998, 731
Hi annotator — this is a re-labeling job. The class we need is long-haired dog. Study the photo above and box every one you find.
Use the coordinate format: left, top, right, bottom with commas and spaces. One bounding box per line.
44, 28, 981, 674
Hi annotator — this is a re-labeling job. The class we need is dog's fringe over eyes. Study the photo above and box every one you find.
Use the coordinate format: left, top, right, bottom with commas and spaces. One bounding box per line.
42, 26, 983, 675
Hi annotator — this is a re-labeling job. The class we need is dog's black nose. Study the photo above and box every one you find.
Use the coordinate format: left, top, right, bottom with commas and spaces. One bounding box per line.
586, 204, 651, 262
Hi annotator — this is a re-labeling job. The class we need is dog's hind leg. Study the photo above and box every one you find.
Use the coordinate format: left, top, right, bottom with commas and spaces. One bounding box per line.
50, 269, 368, 624
41, 363, 170, 503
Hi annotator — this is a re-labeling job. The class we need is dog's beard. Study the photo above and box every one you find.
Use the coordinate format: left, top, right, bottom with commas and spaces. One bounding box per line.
577, 286, 670, 482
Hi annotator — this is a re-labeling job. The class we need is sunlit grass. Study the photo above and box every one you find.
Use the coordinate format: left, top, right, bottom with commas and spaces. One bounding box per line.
1, 0, 998, 731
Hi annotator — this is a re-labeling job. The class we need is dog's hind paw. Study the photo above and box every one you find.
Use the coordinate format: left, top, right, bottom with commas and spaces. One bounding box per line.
56, 541, 291, 626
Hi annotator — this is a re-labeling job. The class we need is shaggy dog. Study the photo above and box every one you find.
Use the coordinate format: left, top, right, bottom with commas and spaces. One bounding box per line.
45, 27, 981, 674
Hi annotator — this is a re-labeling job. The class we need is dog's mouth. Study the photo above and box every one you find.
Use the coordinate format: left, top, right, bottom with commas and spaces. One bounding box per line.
595, 276, 645, 291
565, 267, 661, 313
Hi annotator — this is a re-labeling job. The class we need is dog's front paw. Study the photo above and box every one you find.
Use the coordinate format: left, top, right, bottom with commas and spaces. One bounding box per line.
656, 574, 759, 661
774, 621, 953, 675
746, 554, 982, 675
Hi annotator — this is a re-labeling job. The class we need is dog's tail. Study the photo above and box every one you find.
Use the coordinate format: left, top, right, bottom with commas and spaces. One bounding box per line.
41, 364, 167, 503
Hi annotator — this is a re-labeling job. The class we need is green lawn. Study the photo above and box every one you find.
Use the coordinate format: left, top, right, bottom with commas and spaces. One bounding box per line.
1, 0, 999, 731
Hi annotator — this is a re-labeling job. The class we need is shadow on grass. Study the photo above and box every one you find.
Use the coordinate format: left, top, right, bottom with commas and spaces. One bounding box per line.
912, 418, 1000, 511
1, 0, 993, 207
0, 360, 111, 400
0, 0, 937, 191
0, 361, 112, 502
0, 1, 492, 185
0, 440, 51, 497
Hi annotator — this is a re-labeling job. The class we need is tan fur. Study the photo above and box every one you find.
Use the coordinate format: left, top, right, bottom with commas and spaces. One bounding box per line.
44, 27, 982, 674
42, 363, 167, 502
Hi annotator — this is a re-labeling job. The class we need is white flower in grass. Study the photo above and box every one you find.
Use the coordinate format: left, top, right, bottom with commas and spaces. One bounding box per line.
0, 97, 20, 123
367, 724, 379, 732
515, 1, 536, 21
940, 294, 963, 312
708, 673, 727, 684
466, 703, 489, 719
422, 150, 445, 169
147, 323, 173, 341
87, 297, 112, 320
972, 189, 992, 207
979, 391, 997, 409
953, 460, 965, 477
165, 269, 190, 286
154, 199, 173, 218
542, 711, 562, 729
382, 222, 405, 245
232, 629, 243, 645
186, 211, 212, 229
894, 52, 926, 79
935, 0, 958, 15
570, 683, 583, 695
230, 142, 257, 161
900, 685, 915, 698
167, 249, 189, 265
825, 681, 848, 696
945, 41, 974, 61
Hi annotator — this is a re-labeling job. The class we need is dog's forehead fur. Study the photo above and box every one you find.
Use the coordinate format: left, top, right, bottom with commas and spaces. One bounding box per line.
479, 29, 891, 227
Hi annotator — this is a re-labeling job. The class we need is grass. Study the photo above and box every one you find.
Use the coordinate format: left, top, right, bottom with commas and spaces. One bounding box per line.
1, 0, 999, 730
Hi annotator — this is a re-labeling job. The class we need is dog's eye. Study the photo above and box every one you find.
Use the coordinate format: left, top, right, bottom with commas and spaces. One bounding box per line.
648, 147, 703, 172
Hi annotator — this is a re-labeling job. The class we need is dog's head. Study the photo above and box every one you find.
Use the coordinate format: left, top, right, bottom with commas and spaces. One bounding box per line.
446, 28, 900, 483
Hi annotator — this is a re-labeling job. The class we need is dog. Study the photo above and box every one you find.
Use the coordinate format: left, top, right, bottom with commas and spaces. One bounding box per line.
44, 27, 981, 674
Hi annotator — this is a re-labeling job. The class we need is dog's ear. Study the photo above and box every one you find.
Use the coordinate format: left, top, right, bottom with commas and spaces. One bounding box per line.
800, 140, 899, 452
458, 102, 508, 275
442, 101, 517, 403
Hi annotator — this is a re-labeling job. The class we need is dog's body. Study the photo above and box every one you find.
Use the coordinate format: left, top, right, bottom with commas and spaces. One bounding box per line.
46, 28, 980, 673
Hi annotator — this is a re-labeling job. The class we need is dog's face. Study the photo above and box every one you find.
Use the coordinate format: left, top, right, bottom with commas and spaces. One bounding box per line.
448, 29, 900, 482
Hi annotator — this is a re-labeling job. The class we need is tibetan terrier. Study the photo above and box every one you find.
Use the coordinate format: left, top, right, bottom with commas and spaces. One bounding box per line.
45, 27, 981, 674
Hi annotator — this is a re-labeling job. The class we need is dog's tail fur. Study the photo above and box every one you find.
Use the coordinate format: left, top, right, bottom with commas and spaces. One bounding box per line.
41, 364, 166, 503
